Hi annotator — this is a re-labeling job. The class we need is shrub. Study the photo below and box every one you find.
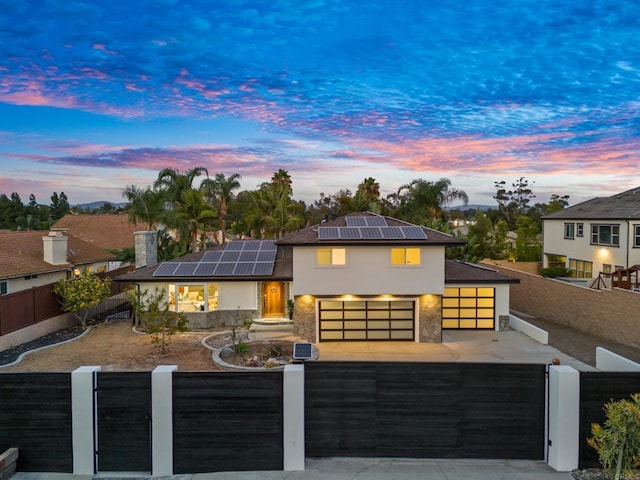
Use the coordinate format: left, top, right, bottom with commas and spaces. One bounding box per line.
588, 393, 640, 480
540, 266, 571, 278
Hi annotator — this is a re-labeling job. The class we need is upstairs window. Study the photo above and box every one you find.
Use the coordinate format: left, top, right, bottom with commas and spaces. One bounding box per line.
576, 223, 584, 237
391, 248, 421, 265
317, 248, 346, 266
635, 225, 640, 248
564, 223, 575, 239
591, 224, 619, 246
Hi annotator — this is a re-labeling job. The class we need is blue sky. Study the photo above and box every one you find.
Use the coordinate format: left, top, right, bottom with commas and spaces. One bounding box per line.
1, 0, 639, 206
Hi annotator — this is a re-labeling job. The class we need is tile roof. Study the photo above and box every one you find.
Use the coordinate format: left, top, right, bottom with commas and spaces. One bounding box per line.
444, 260, 520, 284
0, 231, 117, 279
277, 212, 465, 246
543, 186, 640, 220
52, 213, 144, 250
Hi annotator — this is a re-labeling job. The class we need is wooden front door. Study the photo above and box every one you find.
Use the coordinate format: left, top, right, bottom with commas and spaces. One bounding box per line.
262, 281, 285, 317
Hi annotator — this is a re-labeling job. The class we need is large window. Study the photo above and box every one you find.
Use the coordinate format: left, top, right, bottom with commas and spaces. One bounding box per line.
635, 225, 640, 248
390, 248, 421, 265
564, 223, 575, 239
317, 248, 346, 266
568, 259, 593, 278
591, 224, 619, 246
168, 283, 218, 312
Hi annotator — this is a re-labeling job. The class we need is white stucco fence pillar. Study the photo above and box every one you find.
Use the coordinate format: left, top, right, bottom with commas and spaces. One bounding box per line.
71, 366, 101, 475
152, 365, 178, 476
283, 364, 305, 471
547, 365, 580, 472
596, 347, 640, 371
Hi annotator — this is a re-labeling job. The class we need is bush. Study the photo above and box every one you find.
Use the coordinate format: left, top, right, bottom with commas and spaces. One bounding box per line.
540, 266, 571, 278
588, 393, 640, 480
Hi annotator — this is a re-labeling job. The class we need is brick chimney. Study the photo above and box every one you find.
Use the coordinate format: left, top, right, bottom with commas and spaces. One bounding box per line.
43, 231, 68, 265
134, 231, 158, 269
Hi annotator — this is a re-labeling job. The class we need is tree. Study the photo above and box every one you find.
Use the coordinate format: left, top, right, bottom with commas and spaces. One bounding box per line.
464, 212, 509, 262
128, 287, 188, 354
588, 393, 640, 480
200, 172, 242, 243
122, 185, 165, 230
493, 177, 535, 230
53, 273, 112, 327
50, 191, 70, 221
514, 215, 541, 261
393, 178, 468, 224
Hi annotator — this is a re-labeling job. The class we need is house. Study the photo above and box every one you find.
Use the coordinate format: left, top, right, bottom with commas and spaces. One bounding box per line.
542, 186, 640, 280
0, 230, 118, 296
118, 212, 519, 343
52, 213, 144, 252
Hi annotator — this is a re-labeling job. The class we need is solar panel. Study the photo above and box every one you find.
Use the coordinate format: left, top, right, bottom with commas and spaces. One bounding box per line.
239, 250, 258, 262
220, 251, 241, 262
253, 262, 274, 275
345, 216, 367, 227
193, 262, 217, 276
257, 250, 276, 262
318, 227, 340, 239
381, 226, 406, 239
233, 263, 255, 275
260, 241, 277, 251
340, 227, 362, 239
214, 263, 236, 275
153, 262, 180, 276
174, 263, 198, 276
202, 251, 223, 262
365, 216, 388, 226
359, 227, 384, 239
401, 226, 428, 239
224, 241, 244, 251
242, 240, 262, 251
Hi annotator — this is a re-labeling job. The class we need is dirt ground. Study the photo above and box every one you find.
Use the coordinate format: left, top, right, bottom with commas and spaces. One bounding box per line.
0, 321, 226, 372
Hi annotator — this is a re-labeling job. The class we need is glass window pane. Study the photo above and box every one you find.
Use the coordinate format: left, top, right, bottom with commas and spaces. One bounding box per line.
344, 310, 366, 319
332, 248, 346, 265
442, 319, 459, 328
321, 311, 343, 320
368, 330, 390, 339
321, 321, 343, 329
477, 288, 494, 297
344, 301, 366, 309
442, 308, 459, 318
478, 309, 494, 318
391, 310, 413, 319
368, 320, 390, 329
477, 319, 494, 328
322, 331, 343, 340
368, 301, 390, 309
442, 298, 459, 307
392, 301, 413, 309
390, 330, 414, 339
477, 298, 494, 308
405, 248, 420, 265
460, 319, 477, 328
391, 320, 413, 329
460, 288, 476, 297
444, 287, 459, 296
317, 249, 331, 265
320, 301, 342, 309
390, 248, 405, 265
368, 310, 391, 319
344, 331, 367, 340
344, 321, 366, 329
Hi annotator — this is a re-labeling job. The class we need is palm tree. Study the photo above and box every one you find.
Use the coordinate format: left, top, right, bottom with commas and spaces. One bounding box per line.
200, 172, 242, 243
394, 178, 468, 225
121, 185, 165, 230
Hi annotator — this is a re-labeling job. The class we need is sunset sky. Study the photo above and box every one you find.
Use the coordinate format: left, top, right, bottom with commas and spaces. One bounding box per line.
1, 0, 639, 207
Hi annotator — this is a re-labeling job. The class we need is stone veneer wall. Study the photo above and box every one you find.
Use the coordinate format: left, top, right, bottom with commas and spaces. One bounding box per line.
292, 294, 443, 343
182, 309, 256, 330
480, 261, 640, 349
418, 294, 442, 342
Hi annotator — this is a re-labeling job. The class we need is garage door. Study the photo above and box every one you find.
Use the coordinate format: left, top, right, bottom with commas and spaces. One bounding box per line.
442, 287, 495, 329
319, 299, 415, 341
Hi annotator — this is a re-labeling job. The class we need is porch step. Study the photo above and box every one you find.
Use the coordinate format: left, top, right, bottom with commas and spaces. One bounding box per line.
250, 319, 294, 332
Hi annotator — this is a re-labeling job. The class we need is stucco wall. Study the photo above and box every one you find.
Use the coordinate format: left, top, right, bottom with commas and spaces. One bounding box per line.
480, 261, 640, 349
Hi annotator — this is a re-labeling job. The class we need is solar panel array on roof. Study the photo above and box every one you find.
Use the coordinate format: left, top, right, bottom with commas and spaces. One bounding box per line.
345, 216, 388, 227
317, 225, 427, 240
152, 240, 277, 277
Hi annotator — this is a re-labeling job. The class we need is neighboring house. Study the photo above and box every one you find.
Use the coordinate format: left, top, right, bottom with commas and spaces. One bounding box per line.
0, 230, 118, 296
542, 186, 640, 279
52, 213, 143, 253
119, 212, 518, 343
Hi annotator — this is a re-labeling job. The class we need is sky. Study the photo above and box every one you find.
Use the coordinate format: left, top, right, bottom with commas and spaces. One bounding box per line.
1, 0, 639, 208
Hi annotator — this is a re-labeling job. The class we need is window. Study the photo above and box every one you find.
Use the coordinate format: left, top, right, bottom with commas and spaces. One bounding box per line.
576, 223, 584, 237
0, 281, 6, 295
635, 225, 640, 248
442, 287, 495, 329
317, 248, 346, 266
564, 223, 575, 239
390, 248, 421, 265
603, 264, 612, 274
24, 274, 38, 280
591, 224, 619, 246
569, 258, 593, 278
168, 283, 218, 312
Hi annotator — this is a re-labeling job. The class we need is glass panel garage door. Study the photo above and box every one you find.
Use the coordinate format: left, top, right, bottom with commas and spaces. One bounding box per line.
319, 300, 415, 341
442, 287, 495, 329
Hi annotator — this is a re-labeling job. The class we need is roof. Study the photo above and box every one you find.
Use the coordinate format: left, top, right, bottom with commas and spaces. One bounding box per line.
276, 212, 465, 246
0, 231, 117, 279
444, 260, 520, 284
543, 186, 640, 220
52, 213, 144, 251
117, 241, 293, 282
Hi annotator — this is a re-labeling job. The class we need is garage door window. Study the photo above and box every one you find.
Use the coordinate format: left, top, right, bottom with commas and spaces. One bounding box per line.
319, 300, 414, 341
442, 287, 494, 329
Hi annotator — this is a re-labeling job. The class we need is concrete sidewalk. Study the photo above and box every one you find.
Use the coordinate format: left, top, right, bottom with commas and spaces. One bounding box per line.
12, 458, 575, 480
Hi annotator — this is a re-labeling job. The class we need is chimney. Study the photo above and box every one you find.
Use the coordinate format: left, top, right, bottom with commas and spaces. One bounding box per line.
134, 231, 158, 269
43, 231, 68, 265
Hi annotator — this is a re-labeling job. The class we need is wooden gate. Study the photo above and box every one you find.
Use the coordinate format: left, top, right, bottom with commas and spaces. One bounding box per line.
96, 372, 151, 472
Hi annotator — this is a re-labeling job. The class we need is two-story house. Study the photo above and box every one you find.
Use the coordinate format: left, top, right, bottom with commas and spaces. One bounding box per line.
542, 187, 640, 280
119, 212, 518, 343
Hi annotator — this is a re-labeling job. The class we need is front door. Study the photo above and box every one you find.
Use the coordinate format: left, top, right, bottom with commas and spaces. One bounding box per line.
262, 281, 285, 317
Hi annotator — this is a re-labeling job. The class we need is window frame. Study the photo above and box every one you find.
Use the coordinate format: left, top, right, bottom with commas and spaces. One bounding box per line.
568, 258, 593, 279
316, 248, 347, 266
590, 224, 620, 247
564, 223, 575, 239
168, 283, 219, 313
576, 223, 584, 237
634, 225, 640, 248
390, 247, 421, 266
0, 281, 7, 295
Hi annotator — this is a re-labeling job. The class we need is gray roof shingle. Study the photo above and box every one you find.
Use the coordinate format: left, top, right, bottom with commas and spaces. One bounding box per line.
543, 187, 640, 220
